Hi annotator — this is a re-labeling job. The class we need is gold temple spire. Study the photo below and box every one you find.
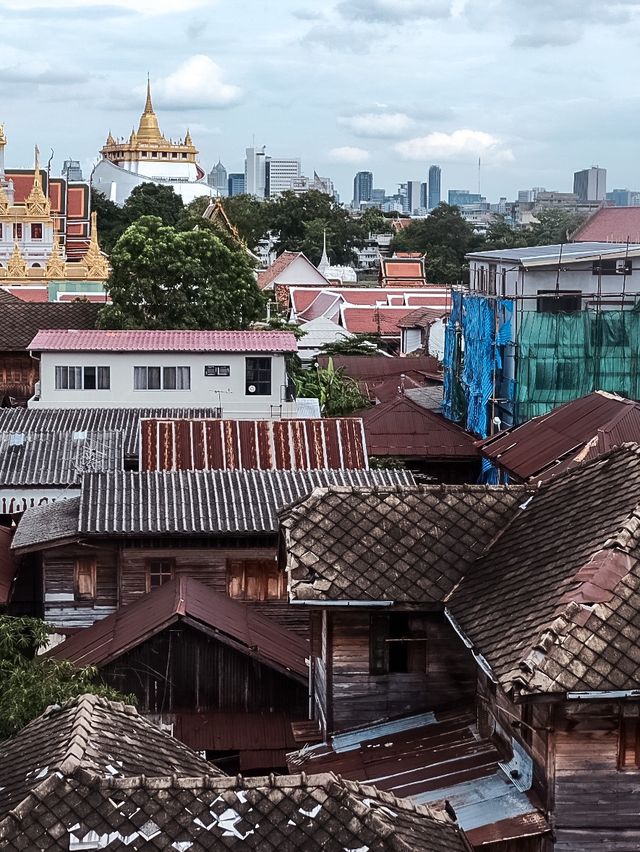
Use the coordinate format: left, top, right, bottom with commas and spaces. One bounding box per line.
7, 243, 28, 278
136, 77, 163, 144
45, 235, 66, 279
82, 211, 110, 279
0, 125, 6, 147
24, 144, 50, 216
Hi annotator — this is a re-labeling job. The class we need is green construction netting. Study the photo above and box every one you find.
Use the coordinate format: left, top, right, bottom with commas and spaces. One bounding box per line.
515, 308, 640, 423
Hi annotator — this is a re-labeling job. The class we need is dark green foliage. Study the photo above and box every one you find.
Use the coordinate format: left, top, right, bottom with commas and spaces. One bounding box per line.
320, 333, 387, 357
0, 616, 127, 739
526, 208, 587, 245
123, 182, 184, 228
221, 195, 271, 249
294, 358, 370, 416
91, 188, 127, 254
98, 216, 265, 330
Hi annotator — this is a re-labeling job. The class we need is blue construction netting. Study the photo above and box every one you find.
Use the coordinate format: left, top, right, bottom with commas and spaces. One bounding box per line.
442, 290, 464, 423
460, 296, 495, 438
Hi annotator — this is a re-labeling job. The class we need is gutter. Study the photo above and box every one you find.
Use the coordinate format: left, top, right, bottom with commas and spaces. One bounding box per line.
567, 689, 640, 700
289, 599, 394, 607
445, 607, 497, 684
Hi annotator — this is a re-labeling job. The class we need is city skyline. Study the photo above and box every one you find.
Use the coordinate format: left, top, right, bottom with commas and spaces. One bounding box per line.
3, 0, 640, 202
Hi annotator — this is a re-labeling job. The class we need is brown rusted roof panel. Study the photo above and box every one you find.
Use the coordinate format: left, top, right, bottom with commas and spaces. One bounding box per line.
174, 711, 299, 751
141, 418, 368, 472
479, 391, 640, 481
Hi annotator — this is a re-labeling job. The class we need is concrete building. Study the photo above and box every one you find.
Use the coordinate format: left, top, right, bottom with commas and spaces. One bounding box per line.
244, 146, 267, 198
573, 167, 606, 202
27, 329, 299, 419
290, 172, 335, 197
207, 160, 227, 195
428, 165, 441, 210
353, 171, 373, 208
607, 189, 640, 207
448, 189, 484, 207
61, 160, 83, 182
265, 158, 301, 197
227, 173, 246, 196
92, 81, 212, 206
406, 180, 422, 215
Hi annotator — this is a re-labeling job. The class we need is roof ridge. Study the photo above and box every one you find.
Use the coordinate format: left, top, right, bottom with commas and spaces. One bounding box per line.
534, 440, 640, 491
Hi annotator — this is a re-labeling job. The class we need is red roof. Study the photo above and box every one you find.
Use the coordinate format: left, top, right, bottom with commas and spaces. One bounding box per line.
478, 391, 640, 481
141, 418, 368, 472
2, 288, 49, 302
28, 329, 298, 353
341, 305, 428, 336
317, 355, 443, 383
572, 207, 640, 243
0, 527, 14, 605
290, 287, 451, 320
257, 251, 301, 289
397, 307, 446, 328
57, 293, 109, 303
380, 257, 427, 288
358, 395, 478, 458
47, 575, 309, 679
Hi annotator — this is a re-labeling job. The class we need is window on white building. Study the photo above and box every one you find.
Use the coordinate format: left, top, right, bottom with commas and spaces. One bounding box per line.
245, 357, 272, 396
55, 366, 110, 390
13, 223, 22, 240
31, 223, 43, 240
134, 366, 190, 390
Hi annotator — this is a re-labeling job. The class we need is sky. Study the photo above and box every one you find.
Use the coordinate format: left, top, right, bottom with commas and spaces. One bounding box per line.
2, 0, 640, 203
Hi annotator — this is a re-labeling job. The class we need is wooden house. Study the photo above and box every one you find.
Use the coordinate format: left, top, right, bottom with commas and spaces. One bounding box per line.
10, 468, 413, 633
47, 577, 310, 772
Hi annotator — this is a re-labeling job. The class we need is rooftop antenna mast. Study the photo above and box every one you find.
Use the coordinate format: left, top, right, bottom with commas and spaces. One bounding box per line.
478, 156, 481, 196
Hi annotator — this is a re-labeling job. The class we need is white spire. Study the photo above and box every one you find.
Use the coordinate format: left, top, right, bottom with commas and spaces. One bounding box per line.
318, 228, 330, 274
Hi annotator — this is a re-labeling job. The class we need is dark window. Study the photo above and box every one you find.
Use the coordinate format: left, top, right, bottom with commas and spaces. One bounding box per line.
74, 558, 96, 600
226, 559, 285, 600
55, 366, 110, 390
31, 223, 43, 240
618, 716, 640, 769
536, 290, 582, 313
13, 223, 22, 240
134, 366, 161, 390
593, 258, 633, 276
246, 357, 272, 396
162, 366, 191, 390
145, 559, 174, 593
369, 613, 428, 674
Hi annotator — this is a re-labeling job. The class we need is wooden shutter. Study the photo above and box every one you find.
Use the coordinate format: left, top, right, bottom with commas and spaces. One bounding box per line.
619, 717, 640, 769
74, 559, 96, 600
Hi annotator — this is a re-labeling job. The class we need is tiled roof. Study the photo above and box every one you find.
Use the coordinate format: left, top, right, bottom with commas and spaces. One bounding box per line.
0, 407, 223, 456
12, 496, 82, 551
48, 575, 309, 679
12, 468, 415, 550
28, 329, 298, 353
341, 305, 430, 336
287, 710, 549, 847
1, 286, 49, 302
289, 287, 452, 323
0, 288, 20, 304
571, 206, 640, 243
140, 417, 368, 472
358, 396, 478, 459
406, 385, 444, 412
478, 391, 640, 482
0, 766, 467, 851
0, 694, 219, 823
397, 307, 447, 328
0, 302, 100, 351
449, 443, 640, 695
257, 251, 302, 289
282, 484, 529, 603
0, 430, 124, 485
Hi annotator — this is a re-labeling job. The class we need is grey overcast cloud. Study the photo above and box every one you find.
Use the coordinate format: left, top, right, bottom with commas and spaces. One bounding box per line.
1, 0, 639, 200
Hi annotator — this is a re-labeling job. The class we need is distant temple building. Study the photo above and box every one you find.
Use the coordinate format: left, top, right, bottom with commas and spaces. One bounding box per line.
0, 125, 108, 291
92, 81, 214, 206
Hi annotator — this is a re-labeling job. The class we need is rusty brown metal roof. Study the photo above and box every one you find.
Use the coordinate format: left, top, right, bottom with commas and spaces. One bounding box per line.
358, 395, 479, 459
140, 417, 368, 472
47, 575, 309, 680
479, 391, 640, 482
287, 709, 549, 845
174, 711, 298, 752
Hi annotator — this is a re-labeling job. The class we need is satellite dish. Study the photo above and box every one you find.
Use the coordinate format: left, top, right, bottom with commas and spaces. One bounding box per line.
248, 384, 256, 393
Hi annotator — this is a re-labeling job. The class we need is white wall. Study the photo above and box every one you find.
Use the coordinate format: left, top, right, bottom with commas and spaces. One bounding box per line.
275, 255, 329, 287
31, 350, 291, 418
92, 158, 212, 206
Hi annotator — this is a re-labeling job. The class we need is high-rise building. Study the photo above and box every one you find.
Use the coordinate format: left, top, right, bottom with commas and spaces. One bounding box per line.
371, 188, 386, 204
448, 189, 483, 207
62, 159, 83, 182
573, 167, 606, 202
606, 189, 640, 207
228, 173, 246, 196
406, 180, 422, 214
265, 157, 301, 197
290, 172, 335, 197
244, 146, 267, 198
353, 171, 373, 208
208, 160, 227, 195
428, 165, 441, 210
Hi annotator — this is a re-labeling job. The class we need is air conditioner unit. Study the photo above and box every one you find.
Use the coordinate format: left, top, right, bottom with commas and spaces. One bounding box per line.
616, 259, 628, 273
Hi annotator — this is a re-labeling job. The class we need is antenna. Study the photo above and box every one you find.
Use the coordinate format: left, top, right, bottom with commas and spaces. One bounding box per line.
478, 156, 481, 196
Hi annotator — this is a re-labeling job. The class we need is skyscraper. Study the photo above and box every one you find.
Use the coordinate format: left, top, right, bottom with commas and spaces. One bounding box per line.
428, 165, 441, 210
265, 157, 301, 197
207, 160, 227, 195
407, 180, 422, 214
573, 167, 606, 202
353, 171, 373, 208
244, 146, 267, 198
228, 173, 246, 196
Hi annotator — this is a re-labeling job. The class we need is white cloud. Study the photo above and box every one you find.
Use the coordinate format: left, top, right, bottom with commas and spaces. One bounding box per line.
0, 0, 209, 12
0, 48, 79, 84
395, 129, 514, 164
328, 146, 370, 163
151, 55, 242, 110
337, 0, 452, 22
339, 112, 414, 138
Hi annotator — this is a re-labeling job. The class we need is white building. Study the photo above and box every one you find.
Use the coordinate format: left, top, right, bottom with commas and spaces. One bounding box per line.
573, 167, 606, 202
92, 81, 213, 206
245, 146, 267, 198
27, 329, 299, 419
265, 158, 301, 197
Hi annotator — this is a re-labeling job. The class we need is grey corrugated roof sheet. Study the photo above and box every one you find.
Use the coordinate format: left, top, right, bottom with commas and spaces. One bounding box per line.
465, 241, 640, 266
0, 408, 223, 457
0, 430, 123, 486
13, 468, 415, 549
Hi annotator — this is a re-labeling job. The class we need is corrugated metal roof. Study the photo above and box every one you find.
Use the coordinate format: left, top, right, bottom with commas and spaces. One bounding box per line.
0, 526, 14, 604
28, 329, 298, 353
0, 408, 223, 457
359, 396, 478, 459
316, 355, 443, 382
48, 575, 309, 679
466, 241, 640, 267
479, 390, 640, 481
0, 430, 124, 485
140, 418, 368, 472
287, 710, 549, 844
173, 711, 299, 752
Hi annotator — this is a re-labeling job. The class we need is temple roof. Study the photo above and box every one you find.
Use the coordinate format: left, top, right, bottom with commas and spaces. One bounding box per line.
136, 78, 163, 144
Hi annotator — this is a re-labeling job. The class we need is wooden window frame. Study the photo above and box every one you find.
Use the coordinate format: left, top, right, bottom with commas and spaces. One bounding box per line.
74, 558, 97, 601
369, 613, 428, 675
226, 558, 285, 601
618, 715, 640, 770
145, 558, 175, 593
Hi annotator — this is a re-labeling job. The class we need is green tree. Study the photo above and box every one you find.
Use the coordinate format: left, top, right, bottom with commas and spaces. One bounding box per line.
0, 616, 127, 738
320, 333, 387, 357
294, 358, 370, 416
222, 194, 270, 248
391, 203, 481, 283
525, 208, 587, 246
356, 208, 392, 237
98, 216, 265, 330
123, 182, 184, 227
91, 187, 127, 253
483, 214, 529, 251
